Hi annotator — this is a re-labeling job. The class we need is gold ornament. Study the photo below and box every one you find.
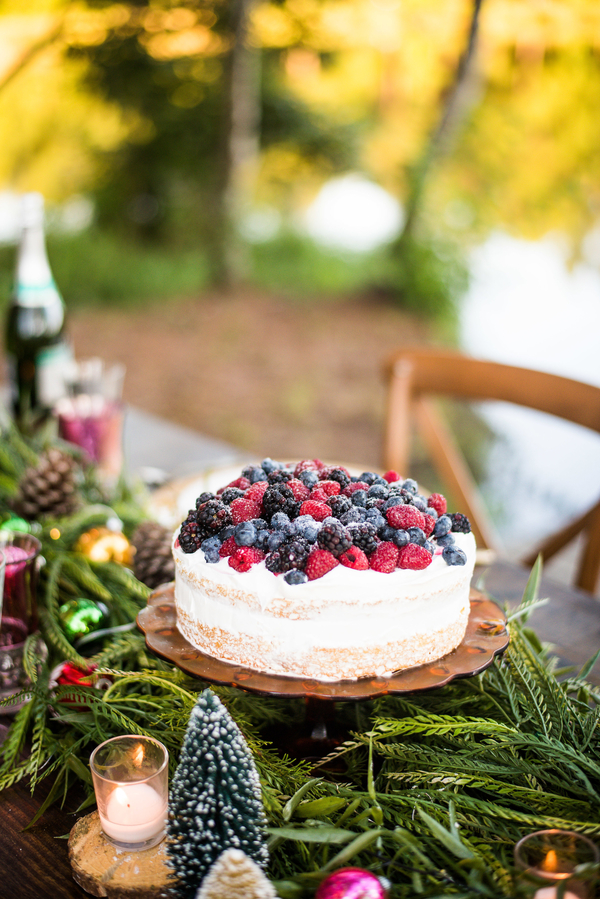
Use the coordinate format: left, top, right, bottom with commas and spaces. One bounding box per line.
76, 527, 133, 565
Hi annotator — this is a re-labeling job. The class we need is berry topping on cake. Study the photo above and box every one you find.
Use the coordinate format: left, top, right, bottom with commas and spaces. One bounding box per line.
305, 548, 339, 580
397, 543, 433, 570
176, 460, 474, 582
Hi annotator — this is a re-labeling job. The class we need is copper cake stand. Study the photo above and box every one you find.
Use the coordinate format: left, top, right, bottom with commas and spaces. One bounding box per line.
137, 584, 508, 701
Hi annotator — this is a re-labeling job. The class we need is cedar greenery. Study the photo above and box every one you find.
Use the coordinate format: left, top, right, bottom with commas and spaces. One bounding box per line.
1, 427, 600, 897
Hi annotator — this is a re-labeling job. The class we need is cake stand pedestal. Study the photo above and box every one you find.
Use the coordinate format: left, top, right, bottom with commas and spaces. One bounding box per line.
137, 585, 508, 760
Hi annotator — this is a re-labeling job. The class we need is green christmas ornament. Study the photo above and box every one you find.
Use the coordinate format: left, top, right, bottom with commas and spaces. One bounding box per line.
59, 597, 110, 641
0, 516, 30, 533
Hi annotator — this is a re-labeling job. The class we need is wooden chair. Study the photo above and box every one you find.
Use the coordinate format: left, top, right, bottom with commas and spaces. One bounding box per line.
383, 347, 600, 594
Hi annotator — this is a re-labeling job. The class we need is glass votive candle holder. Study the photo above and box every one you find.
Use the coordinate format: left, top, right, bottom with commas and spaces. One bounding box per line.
514, 829, 600, 898
90, 735, 169, 851
0, 531, 42, 645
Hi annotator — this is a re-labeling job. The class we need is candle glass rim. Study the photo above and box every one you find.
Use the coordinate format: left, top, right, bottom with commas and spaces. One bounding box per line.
0, 531, 42, 564
514, 829, 600, 882
90, 734, 169, 785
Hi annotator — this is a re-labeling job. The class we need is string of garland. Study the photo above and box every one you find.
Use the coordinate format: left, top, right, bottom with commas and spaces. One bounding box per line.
1, 427, 599, 898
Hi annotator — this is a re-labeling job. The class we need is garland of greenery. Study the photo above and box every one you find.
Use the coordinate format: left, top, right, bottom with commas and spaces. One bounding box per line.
0, 426, 599, 898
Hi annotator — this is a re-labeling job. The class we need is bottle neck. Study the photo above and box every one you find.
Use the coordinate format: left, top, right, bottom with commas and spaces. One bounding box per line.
17, 223, 54, 288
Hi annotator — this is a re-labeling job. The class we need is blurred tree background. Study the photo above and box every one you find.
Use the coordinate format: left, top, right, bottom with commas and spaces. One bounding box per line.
0, 0, 600, 317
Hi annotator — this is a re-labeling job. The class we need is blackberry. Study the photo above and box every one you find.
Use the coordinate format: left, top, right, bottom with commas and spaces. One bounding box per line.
317, 521, 352, 557
327, 494, 352, 518
451, 513, 471, 534
325, 467, 351, 490
283, 498, 301, 519
179, 513, 203, 553
265, 551, 283, 573
220, 486, 245, 505
196, 499, 232, 533
195, 491, 216, 509
284, 569, 308, 585
277, 536, 310, 571
267, 469, 293, 485
262, 485, 294, 522
347, 521, 378, 555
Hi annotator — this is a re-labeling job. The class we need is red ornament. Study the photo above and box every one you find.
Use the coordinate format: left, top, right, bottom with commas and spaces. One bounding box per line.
315, 868, 389, 899
51, 661, 112, 709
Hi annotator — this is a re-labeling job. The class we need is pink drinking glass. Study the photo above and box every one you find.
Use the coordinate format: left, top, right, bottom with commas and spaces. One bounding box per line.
0, 531, 42, 703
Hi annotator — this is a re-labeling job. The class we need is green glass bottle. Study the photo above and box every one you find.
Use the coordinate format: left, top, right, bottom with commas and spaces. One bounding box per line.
4, 193, 73, 428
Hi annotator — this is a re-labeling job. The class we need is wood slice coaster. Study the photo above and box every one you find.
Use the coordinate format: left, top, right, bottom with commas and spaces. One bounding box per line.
68, 811, 176, 898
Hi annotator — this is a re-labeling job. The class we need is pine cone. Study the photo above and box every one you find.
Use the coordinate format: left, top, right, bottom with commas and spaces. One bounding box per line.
13, 448, 80, 520
131, 521, 175, 588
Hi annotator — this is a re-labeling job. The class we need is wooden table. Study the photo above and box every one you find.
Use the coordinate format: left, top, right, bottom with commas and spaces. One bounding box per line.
2, 419, 600, 897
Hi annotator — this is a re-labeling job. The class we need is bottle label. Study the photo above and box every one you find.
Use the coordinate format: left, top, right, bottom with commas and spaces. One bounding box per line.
36, 342, 73, 406
14, 282, 62, 307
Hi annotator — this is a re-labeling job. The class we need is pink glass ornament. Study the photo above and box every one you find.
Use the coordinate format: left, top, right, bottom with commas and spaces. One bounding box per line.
315, 867, 389, 899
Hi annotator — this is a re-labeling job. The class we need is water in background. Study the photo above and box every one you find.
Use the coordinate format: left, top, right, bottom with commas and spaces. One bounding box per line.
460, 232, 600, 567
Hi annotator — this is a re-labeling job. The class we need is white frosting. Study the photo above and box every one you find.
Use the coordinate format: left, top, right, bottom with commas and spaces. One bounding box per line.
173, 531, 476, 679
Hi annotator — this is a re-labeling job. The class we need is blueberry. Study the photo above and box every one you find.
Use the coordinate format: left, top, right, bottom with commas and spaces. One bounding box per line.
402, 478, 418, 494
201, 536, 221, 563
294, 515, 321, 542
436, 533, 455, 547
351, 490, 368, 508
267, 531, 286, 552
412, 495, 428, 513
423, 540, 435, 555
407, 526, 426, 546
254, 530, 270, 551
234, 521, 257, 546
365, 508, 386, 531
261, 458, 283, 474
250, 517, 268, 530
382, 495, 404, 511
271, 511, 293, 533
219, 525, 235, 541
358, 471, 378, 485
299, 470, 319, 489
433, 515, 452, 538
367, 484, 388, 499
392, 528, 409, 548
340, 507, 364, 525
284, 569, 308, 585
442, 546, 467, 566
379, 525, 397, 542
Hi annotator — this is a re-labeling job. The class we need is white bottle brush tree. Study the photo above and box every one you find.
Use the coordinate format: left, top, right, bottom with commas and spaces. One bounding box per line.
167, 689, 270, 899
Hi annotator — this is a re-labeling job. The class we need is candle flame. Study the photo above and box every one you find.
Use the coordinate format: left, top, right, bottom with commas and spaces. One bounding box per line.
132, 744, 145, 767
542, 849, 559, 873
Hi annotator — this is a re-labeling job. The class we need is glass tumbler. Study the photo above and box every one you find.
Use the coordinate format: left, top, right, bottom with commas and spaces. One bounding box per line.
0, 531, 42, 702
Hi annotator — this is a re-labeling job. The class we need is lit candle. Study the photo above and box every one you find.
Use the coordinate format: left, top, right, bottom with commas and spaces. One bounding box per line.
100, 783, 167, 844
90, 734, 169, 851
514, 830, 599, 899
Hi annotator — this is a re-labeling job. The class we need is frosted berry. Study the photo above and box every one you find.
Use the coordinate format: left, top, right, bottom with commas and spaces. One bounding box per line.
321, 466, 351, 490
347, 521, 378, 555
234, 521, 257, 546
245, 481, 269, 502
219, 535, 238, 557
229, 546, 265, 572
277, 536, 310, 571
391, 528, 409, 548
451, 512, 471, 534
316, 480, 341, 497
197, 500, 232, 533
383, 470, 401, 483
284, 569, 308, 585
369, 542, 399, 573
317, 521, 352, 557
433, 515, 452, 538
305, 548, 339, 580
339, 545, 369, 570
342, 481, 370, 497
407, 526, 426, 546
397, 544, 432, 570
422, 513, 436, 538
443, 545, 467, 566
287, 478, 311, 501
299, 499, 331, 521
428, 493, 447, 516
386, 504, 426, 531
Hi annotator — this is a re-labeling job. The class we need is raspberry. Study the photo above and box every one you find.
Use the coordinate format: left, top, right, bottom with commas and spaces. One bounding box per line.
294, 459, 323, 476
305, 548, 339, 580
397, 544, 432, 570
339, 545, 369, 570
310, 487, 329, 502
230, 496, 262, 524
342, 481, 369, 497
287, 478, 311, 501
383, 470, 401, 483
219, 535, 238, 557
428, 493, 447, 516
245, 481, 269, 502
299, 499, 331, 521
320, 466, 351, 489
422, 513, 436, 538
386, 505, 426, 531
225, 476, 251, 491
229, 546, 265, 572
369, 541, 399, 572
316, 480, 341, 497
